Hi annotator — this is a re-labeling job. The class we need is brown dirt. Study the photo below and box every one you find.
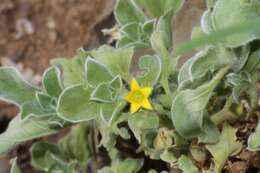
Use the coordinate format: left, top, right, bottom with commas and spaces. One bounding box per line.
0, 0, 115, 172
0, 0, 115, 73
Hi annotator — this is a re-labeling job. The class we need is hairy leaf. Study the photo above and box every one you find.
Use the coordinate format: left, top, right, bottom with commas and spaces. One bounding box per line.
178, 47, 235, 88
128, 112, 159, 142
212, 0, 260, 47
137, 55, 161, 86
0, 116, 58, 154
31, 142, 65, 171
171, 67, 229, 138
91, 45, 133, 79
114, 0, 146, 26
135, 0, 183, 18
59, 124, 90, 169
43, 67, 63, 97
206, 123, 242, 173
178, 155, 199, 173
0, 67, 37, 105
85, 57, 113, 88
98, 149, 143, 173
248, 121, 260, 151
51, 56, 85, 87
57, 84, 99, 122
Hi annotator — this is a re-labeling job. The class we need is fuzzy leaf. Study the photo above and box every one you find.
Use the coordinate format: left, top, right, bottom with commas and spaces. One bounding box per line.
20, 100, 55, 119
121, 23, 140, 40
178, 47, 235, 88
128, 112, 159, 142
51, 56, 85, 87
201, 10, 214, 34
0, 116, 58, 154
178, 155, 199, 173
31, 142, 64, 171
91, 45, 133, 79
248, 121, 260, 151
85, 57, 113, 87
135, 0, 183, 18
137, 55, 161, 86
212, 0, 260, 47
57, 84, 99, 122
151, 11, 177, 89
198, 117, 220, 144
206, 123, 242, 173
114, 0, 146, 26
160, 149, 177, 165
0, 67, 37, 105
171, 67, 229, 138
36, 92, 54, 110
59, 124, 90, 169
90, 76, 122, 103
43, 67, 63, 97
98, 149, 143, 173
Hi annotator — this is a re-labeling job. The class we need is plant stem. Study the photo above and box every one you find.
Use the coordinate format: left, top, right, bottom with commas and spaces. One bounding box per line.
162, 79, 171, 95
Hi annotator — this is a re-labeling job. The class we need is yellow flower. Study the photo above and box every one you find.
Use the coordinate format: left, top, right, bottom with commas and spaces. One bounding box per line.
125, 79, 152, 113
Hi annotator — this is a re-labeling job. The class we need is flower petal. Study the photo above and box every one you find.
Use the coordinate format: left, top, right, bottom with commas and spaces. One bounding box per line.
141, 99, 152, 110
131, 103, 141, 113
140, 87, 152, 97
124, 92, 133, 102
131, 78, 140, 90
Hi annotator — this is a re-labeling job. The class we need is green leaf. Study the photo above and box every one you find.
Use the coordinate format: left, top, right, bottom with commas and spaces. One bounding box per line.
206, 123, 242, 173
178, 47, 235, 88
198, 117, 220, 144
175, 18, 260, 56
248, 121, 260, 151
91, 45, 134, 79
178, 155, 199, 173
85, 57, 113, 87
57, 84, 99, 123
20, 100, 55, 119
100, 102, 125, 125
190, 146, 207, 163
243, 49, 260, 73
121, 23, 140, 40
212, 0, 260, 47
151, 11, 177, 91
31, 142, 64, 171
114, 0, 146, 26
171, 67, 229, 138
201, 10, 214, 34
137, 55, 161, 86
10, 158, 21, 173
51, 56, 85, 87
97, 113, 129, 150
116, 35, 134, 48
135, 0, 183, 18
98, 149, 143, 173
31, 142, 76, 173
160, 149, 177, 166
36, 92, 54, 110
0, 67, 37, 105
59, 124, 90, 169
43, 67, 63, 97
0, 116, 58, 154
128, 112, 159, 142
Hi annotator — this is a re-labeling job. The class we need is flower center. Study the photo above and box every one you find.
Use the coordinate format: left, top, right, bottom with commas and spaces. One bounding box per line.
131, 90, 144, 103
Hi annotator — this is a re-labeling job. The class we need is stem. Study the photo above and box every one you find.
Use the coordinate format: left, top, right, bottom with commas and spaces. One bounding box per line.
162, 79, 171, 95
208, 66, 230, 90
89, 121, 98, 173
211, 97, 238, 125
